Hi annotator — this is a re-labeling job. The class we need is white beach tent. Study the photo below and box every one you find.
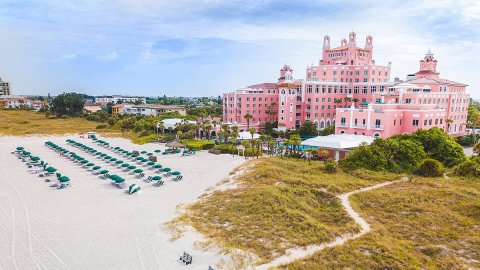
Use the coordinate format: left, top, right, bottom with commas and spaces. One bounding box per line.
237, 131, 260, 140
301, 134, 375, 160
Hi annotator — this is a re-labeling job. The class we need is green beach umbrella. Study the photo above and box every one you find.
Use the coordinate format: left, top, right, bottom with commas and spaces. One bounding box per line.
171, 171, 181, 176
147, 153, 153, 156
110, 158, 117, 162
115, 178, 125, 183
121, 163, 129, 168
99, 170, 109, 174
128, 165, 136, 170
80, 160, 89, 164
46, 167, 57, 173
16, 147, 24, 150
140, 151, 147, 154
86, 163, 94, 167
151, 176, 161, 181
147, 161, 155, 166
100, 153, 107, 157
92, 166, 101, 170
154, 150, 161, 153
153, 164, 162, 169
162, 168, 171, 172
136, 157, 143, 160
133, 169, 143, 173
31, 156, 40, 161
104, 156, 112, 160
115, 160, 124, 164
23, 151, 31, 156
59, 176, 70, 182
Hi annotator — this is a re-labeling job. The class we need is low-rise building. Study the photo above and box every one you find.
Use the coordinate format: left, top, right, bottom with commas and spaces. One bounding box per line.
123, 104, 186, 116
94, 95, 146, 104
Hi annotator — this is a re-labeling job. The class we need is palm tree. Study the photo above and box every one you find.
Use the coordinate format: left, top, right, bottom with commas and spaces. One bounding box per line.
344, 97, 352, 103
305, 148, 317, 164
232, 126, 239, 133
352, 98, 359, 107
248, 128, 256, 140
195, 122, 202, 138
241, 140, 251, 159
445, 118, 454, 133
204, 124, 213, 140
244, 113, 253, 129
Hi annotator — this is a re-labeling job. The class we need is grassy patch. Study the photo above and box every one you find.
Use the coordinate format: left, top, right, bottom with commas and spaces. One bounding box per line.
172, 157, 399, 263
284, 177, 480, 269
0, 110, 118, 136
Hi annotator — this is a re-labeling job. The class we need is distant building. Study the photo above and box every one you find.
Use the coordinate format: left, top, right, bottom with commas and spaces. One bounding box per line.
0, 77, 11, 96
123, 104, 186, 116
83, 103, 104, 113
95, 95, 146, 104
0, 96, 46, 111
112, 104, 133, 115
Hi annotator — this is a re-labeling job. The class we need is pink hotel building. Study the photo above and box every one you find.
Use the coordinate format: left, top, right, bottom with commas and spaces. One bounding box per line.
223, 32, 470, 138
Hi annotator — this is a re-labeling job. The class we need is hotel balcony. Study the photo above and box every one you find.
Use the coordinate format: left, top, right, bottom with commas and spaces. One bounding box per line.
353, 124, 366, 129
338, 123, 348, 128
372, 125, 384, 130
374, 109, 384, 113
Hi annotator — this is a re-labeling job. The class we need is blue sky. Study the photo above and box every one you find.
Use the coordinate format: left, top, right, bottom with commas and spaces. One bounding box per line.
0, 0, 479, 98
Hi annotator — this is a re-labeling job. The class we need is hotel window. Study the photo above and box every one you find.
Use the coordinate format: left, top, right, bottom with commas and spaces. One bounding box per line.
355, 71, 360, 75
424, 120, 427, 126
354, 119, 358, 126
354, 86, 359, 94
246, 97, 250, 101
375, 119, 381, 128
405, 98, 412, 104
322, 98, 325, 102
362, 86, 368, 94
333, 70, 337, 75
315, 98, 319, 102
412, 120, 419, 126
315, 105, 318, 110
328, 86, 332, 93
328, 98, 331, 102
341, 70, 344, 75
321, 113, 324, 117
430, 119, 433, 125
376, 98, 381, 103
313, 71, 317, 76
322, 86, 326, 93
334, 86, 338, 93
341, 117, 346, 126
364, 70, 368, 75
363, 78, 368, 82
350, 71, 353, 75
323, 71, 326, 75
355, 79, 359, 83
314, 113, 318, 117
394, 119, 396, 126
315, 85, 319, 93
371, 86, 376, 93
380, 86, 385, 92
307, 85, 312, 93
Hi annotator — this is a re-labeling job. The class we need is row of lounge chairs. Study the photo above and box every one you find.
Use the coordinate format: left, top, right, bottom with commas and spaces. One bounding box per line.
13, 146, 70, 189
84, 138, 184, 182
67, 139, 183, 187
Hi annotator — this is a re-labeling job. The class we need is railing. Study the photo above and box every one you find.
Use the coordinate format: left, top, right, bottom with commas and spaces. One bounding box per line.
353, 124, 366, 129
338, 123, 348, 127
374, 109, 384, 113
373, 125, 384, 130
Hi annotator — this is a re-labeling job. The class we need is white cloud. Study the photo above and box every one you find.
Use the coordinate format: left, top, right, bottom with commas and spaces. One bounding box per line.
100, 51, 118, 61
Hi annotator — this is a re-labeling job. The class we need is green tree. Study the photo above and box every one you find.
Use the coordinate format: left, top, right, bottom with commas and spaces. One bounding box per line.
298, 121, 318, 136
50, 92, 86, 117
319, 125, 335, 136
340, 143, 389, 171
248, 128, 256, 140
467, 105, 480, 145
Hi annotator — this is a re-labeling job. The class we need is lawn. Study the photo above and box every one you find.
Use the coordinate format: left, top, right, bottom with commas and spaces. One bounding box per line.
169, 157, 400, 265
0, 109, 118, 136
283, 176, 480, 269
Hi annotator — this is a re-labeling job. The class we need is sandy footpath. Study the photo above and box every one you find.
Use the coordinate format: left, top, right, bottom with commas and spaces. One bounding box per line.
0, 135, 244, 270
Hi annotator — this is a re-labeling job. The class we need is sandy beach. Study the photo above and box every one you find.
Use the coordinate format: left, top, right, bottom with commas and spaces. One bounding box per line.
0, 135, 245, 270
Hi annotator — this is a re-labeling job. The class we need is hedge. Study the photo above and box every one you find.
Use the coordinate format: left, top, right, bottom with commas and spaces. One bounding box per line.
181, 139, 215, 150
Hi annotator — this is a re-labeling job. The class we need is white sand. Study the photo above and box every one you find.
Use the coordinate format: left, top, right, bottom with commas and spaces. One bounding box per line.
0, 135, 245, 270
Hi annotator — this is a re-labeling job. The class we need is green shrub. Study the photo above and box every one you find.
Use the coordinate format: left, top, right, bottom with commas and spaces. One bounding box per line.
340, 144, 388, 171
132, 134, 158, 145
96, 124, 107, 129
415, 159, 444, 177
180, 139, 215, 150
245, 148, 262, 157
453, 158, 480, 177
324, 159, 337, 173
213, 144, 237, 154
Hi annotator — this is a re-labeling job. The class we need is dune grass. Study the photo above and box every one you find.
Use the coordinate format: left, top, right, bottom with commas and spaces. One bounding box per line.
284, 177, 480, 269
0, 110, 118, 136
170, 157, 400, 264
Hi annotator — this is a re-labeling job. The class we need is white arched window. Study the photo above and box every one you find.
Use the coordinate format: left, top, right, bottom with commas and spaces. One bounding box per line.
373, 133, 381, 138
339, 130, 346, 134
320, 121, 325, 129
326, 120, 331, 127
